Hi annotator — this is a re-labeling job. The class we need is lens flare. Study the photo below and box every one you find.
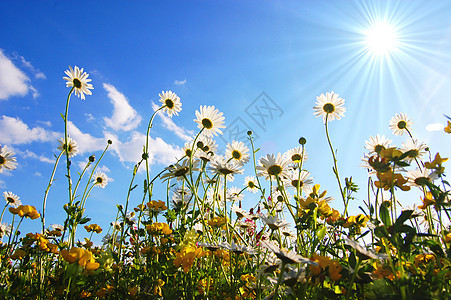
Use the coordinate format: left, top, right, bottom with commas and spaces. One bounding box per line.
365, 22, 399, 55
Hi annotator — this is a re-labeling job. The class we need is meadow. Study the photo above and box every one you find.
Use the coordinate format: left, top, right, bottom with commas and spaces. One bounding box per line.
1, 66, 451, 299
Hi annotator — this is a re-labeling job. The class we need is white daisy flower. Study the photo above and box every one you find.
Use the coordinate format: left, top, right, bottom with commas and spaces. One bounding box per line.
262, 240, 316, 265
401, 139, 427, 163
405, 168, 433, 187
365, 134, 392, 155
0, 222, 12, 238
389, 113, 413, 136
256, 153, 290, 179
220, 241, 256, 255
57, 137, 79, 158
93, 171, 109, 188
160, 159, 200, 181
313, 92, 346, 122
159, 90, 182, 117
231, 204, 251, 219
244, 176, 259, 193
63, 66, 93, 100
227, 186, 243, 202
3, 191, 21, 208
282, 169, 313, 194
0, 145, 17, 173
260, 215, 290, 230
285, 146, 308, 165
171, 187, 192, 209
194, 105, 225, 137
225, 140, 250, 166
208, 155, 243, 181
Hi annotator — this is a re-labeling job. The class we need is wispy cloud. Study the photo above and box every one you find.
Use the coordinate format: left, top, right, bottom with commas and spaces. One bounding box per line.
19, 149, 54, 163
426, 123, 444, 131
84, 113, 95, 122
103, 83, 142, 131
174, 79, 186, 85
13, 52, 46, 79
67, 121, 108, 154
0, 49, 32, 100
151, 102, 194, 142
104, 131, 182, 167
0, 115, 60, 145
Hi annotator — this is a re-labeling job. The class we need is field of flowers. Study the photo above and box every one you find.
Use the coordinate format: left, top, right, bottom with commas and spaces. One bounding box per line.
1, 66, 451, 299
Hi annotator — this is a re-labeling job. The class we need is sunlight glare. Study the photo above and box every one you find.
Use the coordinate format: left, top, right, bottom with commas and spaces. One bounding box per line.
365, 22, 399, 55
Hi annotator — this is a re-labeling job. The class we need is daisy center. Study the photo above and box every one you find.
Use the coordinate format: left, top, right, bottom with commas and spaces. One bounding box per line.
397, 120, 407, 129
201, 118, 213, 129
323, 103, 335, 113
0, 156, 5, 165
291, 154, 302, 162
291, 180, 304, 187
374, 145, 385, 153
408, 150, 419, 158
96, 177, 103, 184
414, 177, 429, 186
232, 150, 242, 160
219, 168, 234, 175
73, 78, 82, 89
174, 167, 189, 177
267, 165, 282, 176
6, 197, 14, 203
185, 149, 192, 157
248, 181, 255, 188
165, 99, 174, 109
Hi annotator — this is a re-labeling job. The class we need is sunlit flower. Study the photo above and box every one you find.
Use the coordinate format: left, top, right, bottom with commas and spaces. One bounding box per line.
445, 120, 451, 133
227, 186, 243, 202
159, 90, 182, 117
282, 169, 313, 194
57, 136, 79, 158
194, 105, 225, 137
285, 146, 308, 164
171, 187, 192, 209
256, 153, 290, 179
365, 134, 392, 155
345, 239, 388, 260
208, 155, 243, 181
0, 144, 17, 173
417, 191, 435, 210
260, 215, 290, 230
405, 168, 433, 187
93, 171, 108, 188
160, 159, 199, 181
262, 240, 316, 265
220, 242, 256, 255
425, 153, 448, 178
0, 222, 11, 238
61, 247, 99, 270
389, 113, 413, 136
225, 140, 250, 166
3, 191, 21, 208
232, 204, 251, 219
244, 176, 259, 193
400, 139, 427, 163
313, 91, 346, 122
63, 66, 93, 100
196, 135, 218, 155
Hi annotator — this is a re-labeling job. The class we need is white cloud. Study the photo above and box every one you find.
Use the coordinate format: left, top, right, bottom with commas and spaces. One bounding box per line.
20, 149, 54, 163
426, 123, 444, 131
0, 115, 60, 145
67, 121, 108, 154
0, 49, 31, 100
0, 180, 5, 188
151, 102, 194, 142
84, 113, 95, 122
103, 83, 142, 131
105, 130, 182, 167
37, 120, 52, 127
34, 172, 42, 177
174, 79, 186, 85
13, 52, 46, 79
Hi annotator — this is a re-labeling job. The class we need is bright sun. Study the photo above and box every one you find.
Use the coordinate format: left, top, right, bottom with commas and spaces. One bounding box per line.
365, 22, 399, 55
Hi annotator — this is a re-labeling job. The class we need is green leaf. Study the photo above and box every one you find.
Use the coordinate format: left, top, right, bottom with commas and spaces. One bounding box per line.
379, 202, 392, 227
394, 210, 413, 228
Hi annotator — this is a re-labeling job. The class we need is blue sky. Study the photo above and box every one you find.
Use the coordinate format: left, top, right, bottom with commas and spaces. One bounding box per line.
1, 0, 450, 241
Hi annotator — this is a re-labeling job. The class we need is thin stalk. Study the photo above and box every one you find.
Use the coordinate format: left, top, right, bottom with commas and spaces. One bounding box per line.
41, 151, 63, 233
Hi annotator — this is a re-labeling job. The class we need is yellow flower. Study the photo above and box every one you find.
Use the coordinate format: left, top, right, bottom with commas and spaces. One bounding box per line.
444, 232, 451, 244
174, 246, 203, 273
375, 171, 410, 191
9, 205, 40, 219
61, 247, 99, 270
84, 224, 102, 233
11, 249, 27, 260
146, 222, 172, 235
153, 279, 165, 297
147, 200, 167, 212
444, 120, 451, 134
425, 153, 448, 175
208, 217, 227, 228
418, 192, 435, 210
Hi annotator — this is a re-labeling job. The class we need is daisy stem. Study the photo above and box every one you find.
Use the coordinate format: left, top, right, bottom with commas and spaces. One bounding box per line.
248, 133, 265, 201
324, 114, 347, 216
144, 106, 164, 202
41, 151, 63, 233
64, 87, 74, 207
0, 203, 8, 224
